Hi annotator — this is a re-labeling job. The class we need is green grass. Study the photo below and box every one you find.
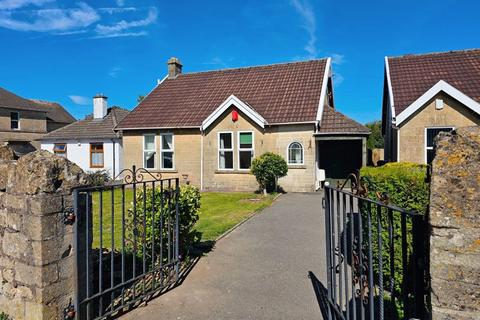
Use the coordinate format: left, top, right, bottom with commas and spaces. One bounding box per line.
92, 189, 276, 248
195, 192, 276, 241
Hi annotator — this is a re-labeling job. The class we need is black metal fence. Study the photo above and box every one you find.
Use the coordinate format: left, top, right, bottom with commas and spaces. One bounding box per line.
323, 185, 428, 320
73, 167, 180, 319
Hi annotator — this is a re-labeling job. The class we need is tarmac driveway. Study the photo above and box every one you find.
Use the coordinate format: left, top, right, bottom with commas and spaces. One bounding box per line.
121, 193, 326, 320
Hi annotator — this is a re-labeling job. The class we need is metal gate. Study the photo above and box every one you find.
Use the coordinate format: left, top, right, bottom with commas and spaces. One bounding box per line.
72, 166, 180, 319
322, 177, 428, 320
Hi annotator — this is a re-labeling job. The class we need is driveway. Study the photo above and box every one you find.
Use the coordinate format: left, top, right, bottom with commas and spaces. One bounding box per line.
121, 193, 326, 320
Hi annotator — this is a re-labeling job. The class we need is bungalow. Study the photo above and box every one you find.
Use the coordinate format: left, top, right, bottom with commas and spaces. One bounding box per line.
116, 58, 369, 192
41, 95, 129, 178
382, 49, 480, 164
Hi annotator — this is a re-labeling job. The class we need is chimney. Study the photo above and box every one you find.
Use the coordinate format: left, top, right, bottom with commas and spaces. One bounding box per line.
167, 57, 182, 79
93, 94, 108, 119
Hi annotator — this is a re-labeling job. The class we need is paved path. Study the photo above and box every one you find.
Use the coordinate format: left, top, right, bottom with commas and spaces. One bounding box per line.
121, 193, 326, 320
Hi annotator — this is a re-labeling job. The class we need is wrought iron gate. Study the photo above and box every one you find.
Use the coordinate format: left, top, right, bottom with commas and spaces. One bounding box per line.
72, 166, 180, 319
322, 180, 428, 320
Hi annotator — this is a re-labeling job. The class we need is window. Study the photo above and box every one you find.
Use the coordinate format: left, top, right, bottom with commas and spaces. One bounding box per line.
10, 112, 19, 130
90, 143, 104, 168
238, 132, 254, 170
143, 134, 156, 169
53, 143, 67, 157
218, 132, 233, 170
426, 127, 454, 164
288, 142, 304, 165
160, 133, 174, 170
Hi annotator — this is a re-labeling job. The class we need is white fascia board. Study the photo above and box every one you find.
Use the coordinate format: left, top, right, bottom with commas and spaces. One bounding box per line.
396, 80, 480, 126
201, 94, 266, 131
316, 57, 332, 124
385, 56, 396, 122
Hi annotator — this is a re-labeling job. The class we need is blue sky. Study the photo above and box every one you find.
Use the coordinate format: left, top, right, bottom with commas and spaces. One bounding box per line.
0, 0, 479, 123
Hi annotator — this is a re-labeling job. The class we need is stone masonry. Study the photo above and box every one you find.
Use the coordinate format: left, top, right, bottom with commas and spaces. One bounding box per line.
430, 127, 480, 320
0, 148, 87, 319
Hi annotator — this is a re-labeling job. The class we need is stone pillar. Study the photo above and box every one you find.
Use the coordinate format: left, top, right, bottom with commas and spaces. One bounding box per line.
0, 150, 87, 319
429, 127, 480, 320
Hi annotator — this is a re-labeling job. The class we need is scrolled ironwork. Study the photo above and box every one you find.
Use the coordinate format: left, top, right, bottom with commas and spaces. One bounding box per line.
352, 235, 370, 305
114, 165, 162, 183
338, 171, 368, 197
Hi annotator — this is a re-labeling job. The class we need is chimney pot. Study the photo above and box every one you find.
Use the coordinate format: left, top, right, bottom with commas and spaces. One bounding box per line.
167, 57, 182, 79
93, 94, 108, 119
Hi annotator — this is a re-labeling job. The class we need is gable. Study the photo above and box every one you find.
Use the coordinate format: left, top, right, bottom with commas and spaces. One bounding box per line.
396, 80, 480, 126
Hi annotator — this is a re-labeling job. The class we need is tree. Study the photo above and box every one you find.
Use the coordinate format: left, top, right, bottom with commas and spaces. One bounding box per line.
251, 152, 288, 194
365, 120, 384, 150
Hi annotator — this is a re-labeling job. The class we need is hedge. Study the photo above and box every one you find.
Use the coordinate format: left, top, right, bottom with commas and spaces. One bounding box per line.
359, 162, 429, 317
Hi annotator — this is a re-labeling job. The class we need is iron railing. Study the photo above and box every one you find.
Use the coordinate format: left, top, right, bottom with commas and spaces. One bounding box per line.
73, 166, 180, 319
323, 184, 428, 320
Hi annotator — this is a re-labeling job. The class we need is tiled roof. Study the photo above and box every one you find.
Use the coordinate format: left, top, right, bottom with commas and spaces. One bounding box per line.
0, 87, 75, 124
117, 59, 327, 129
318, 106, 370, 134
387, 49, 480, 116
41, 107, 129, 140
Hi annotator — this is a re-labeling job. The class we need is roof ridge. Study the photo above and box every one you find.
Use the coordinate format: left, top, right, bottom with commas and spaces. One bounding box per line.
387, 48, 480, 60
176, 58, 328, 77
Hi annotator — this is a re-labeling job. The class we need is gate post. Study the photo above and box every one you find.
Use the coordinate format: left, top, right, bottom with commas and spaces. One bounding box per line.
411, 214, 426, 319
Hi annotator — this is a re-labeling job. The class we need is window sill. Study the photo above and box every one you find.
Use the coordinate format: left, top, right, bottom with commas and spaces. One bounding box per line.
149, 169, 178, 174
215, 170, 251, 174
288, 165, 307, 169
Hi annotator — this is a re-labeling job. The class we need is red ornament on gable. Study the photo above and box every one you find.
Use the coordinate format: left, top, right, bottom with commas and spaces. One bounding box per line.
232, 109, 239, 122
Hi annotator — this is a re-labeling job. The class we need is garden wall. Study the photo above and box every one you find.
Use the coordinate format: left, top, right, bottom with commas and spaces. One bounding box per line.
0, 148, 87, 319
430, 127, 480, 320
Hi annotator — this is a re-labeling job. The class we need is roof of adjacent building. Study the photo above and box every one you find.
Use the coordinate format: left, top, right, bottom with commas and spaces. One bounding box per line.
318, 106, 370, 134
117, 59, 328, 129
41, 107, 129, 140
386, 49, 480, 116
0, 87, 76, 124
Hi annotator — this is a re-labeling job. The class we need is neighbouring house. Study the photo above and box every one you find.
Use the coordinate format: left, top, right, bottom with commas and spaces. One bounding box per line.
0, 86, 75, 155
41, 95, 129, 178
116, 57, 369, 192
382, 49, 480, 164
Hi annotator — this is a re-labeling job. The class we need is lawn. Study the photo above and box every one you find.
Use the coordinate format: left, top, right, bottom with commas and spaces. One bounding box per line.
91, 189, 276, 248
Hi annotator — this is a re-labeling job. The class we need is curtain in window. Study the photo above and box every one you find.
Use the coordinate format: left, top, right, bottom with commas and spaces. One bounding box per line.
288, 142, 303, 164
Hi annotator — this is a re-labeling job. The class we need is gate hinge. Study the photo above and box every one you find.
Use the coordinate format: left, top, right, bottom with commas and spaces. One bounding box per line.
63, 298, 76, 319
63, 208, 76, 225
322, 198, 325, 209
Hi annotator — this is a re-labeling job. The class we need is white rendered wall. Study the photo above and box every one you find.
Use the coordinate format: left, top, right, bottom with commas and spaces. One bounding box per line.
41, 139, 123, 178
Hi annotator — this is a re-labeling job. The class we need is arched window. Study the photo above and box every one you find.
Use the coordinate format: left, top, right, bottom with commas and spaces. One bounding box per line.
288, 142, 304, 165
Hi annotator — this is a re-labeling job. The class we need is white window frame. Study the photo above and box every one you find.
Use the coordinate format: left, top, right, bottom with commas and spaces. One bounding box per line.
237, 131, 255, 171
11, 111, 20, 130
218, 131, 234, 171
287, 141, 304, 165
143, 134, 157, 169
160, 133, 175, 170
424, 126, 454, 164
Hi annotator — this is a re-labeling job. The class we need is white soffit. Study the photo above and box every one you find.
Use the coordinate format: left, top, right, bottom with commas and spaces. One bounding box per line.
396, 80, 480, 125
201, 94, 266, 131
316, 57, 332, 124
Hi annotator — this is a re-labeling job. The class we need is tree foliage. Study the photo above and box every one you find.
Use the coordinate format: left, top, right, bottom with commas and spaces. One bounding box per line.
365, 120, 384, 150
251, 152, 288, 193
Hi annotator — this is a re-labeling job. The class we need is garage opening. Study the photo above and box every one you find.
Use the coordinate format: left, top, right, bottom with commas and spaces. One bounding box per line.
317, 139, 365, 183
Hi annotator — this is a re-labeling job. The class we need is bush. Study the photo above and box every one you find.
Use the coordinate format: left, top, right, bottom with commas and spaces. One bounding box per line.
86, 170, 111, 186
0, 313, 11, 320
251, 152, 288, 193
359, 162, 429, 317
125, 184, 201, 261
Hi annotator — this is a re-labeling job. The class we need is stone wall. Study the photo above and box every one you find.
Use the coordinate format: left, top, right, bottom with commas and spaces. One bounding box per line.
429, 127, 480, 320
0, 148, 87, 319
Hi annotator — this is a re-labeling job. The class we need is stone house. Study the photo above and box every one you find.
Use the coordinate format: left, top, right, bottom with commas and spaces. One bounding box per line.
382, 49, 480, 164
40, 95, 129, 178
116, 58, 369, 192
0, 86, 75, 155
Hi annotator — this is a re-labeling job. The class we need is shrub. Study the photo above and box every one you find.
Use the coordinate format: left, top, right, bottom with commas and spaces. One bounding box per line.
359, 162, 429, 317
125, 184, 201, 261
86, 170, 111, 186
0, 313, 11, 320
251, 152, 288, 193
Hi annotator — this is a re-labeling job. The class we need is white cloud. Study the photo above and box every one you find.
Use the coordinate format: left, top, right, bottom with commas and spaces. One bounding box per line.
203, 57, 231, 69
333, 72, 344, 86
115, 0, 125, 6
69, 95, 90, 105
109, 66, 122, 77
0, 2, 99, 32
0, 0, 53, 10
290, 0, 317, 59
92, 30, 147, 39
95, 6, 156, 37
331, 53, 345, 65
